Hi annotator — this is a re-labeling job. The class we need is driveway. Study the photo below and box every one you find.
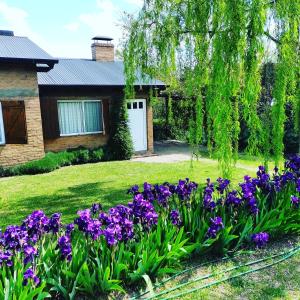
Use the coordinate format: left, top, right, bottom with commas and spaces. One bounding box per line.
132, 141, 194, 163
131, 141, 257, 173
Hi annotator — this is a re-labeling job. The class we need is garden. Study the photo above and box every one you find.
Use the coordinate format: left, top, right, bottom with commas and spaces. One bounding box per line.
0, 155, 299, 299
1, 0, 300, 299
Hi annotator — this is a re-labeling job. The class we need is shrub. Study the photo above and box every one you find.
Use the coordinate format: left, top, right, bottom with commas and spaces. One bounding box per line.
71, 148, 90, 164
89, 148, 105, 163
107, 99, 133, 160
0, 147, 107, 177
0, 156, 299, 298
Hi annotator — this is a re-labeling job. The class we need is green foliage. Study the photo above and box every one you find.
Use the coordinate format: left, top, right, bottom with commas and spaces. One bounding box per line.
124, 0, 300, 177
107, 98, 133, 160
0, 147, 106, 177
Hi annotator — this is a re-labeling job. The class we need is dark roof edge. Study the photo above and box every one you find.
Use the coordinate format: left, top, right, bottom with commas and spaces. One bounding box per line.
38, 83, 166, 88
0, 57, 58, 65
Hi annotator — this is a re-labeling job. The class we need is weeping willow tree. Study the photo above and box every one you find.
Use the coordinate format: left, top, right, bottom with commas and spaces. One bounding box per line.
124, 0, 300, 177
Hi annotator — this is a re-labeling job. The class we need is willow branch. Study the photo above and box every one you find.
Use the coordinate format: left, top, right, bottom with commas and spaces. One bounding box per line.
264, 30, 281, 44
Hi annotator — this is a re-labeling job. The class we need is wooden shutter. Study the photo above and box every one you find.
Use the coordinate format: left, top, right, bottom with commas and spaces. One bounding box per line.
2, 101, 27, 144
40, 98, 60, 139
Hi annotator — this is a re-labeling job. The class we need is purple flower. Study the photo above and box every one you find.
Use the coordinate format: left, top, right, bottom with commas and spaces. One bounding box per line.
48, 213, 61, 234
207, 217, 224, 239
103, 224, 122, 246
216, 177, 230, 194
225, 190, 242, 207
203, 178, 216, 210
176, 178, 198, 202
23, 244, 38, 265
128, 185, 139, 195
0, 250, 13, 267
66, 223, 75, 236
91, 203, 102, 215
74, 209, 92, 233
291, 195, 299, 208
2, 225, 28, 251
251, 232, 269, 248
155, 184, 172, 207
296, 179, 300, 193
23, 267, 40, 286
57, 236, 72, 262
128, 194, 158, 230
22, 210, 49, 240
170, 210, 182, 227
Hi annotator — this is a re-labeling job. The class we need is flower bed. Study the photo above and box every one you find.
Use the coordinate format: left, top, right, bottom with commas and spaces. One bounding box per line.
0, 156, 299, 299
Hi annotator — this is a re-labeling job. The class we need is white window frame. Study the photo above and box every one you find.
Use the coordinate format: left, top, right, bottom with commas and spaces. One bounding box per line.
0, 102, 6, 145
57, 100, 104, 137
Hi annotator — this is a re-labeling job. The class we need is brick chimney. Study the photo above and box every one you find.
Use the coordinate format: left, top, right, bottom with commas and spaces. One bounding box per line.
91, 36, 114, 62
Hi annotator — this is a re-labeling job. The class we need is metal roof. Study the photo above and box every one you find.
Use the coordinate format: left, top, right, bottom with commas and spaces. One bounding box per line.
38, 59, 165, 87
0, 35, 58, 64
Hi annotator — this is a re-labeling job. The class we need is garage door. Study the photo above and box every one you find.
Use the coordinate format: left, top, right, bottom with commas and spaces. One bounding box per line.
127, 99, 147, 152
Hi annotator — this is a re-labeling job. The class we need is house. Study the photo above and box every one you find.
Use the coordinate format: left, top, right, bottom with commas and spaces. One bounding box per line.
0, 31, 164, 167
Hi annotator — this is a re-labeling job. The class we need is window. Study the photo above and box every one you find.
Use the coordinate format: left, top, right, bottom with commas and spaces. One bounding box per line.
58, 100, 103, 136
133, 102, 137, 109
0, 103, 5, 145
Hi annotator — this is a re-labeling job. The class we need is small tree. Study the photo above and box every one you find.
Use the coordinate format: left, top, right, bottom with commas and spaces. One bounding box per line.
107, 97, 133, 160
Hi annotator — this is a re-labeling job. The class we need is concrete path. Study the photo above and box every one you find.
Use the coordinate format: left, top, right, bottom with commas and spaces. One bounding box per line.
131, 141, 258, 172
132, 141, 196, 163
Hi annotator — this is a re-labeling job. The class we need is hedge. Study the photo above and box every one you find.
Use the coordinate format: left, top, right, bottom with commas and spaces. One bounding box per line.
0, 147, 106, 177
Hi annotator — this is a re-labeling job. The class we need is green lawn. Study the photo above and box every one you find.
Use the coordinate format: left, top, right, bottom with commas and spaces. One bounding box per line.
0, 158, 260, 228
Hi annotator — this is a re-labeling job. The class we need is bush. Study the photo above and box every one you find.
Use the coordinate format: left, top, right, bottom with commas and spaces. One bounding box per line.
107, 99, 133, 160
89, 148, 105, 163
0, 147, 107, 177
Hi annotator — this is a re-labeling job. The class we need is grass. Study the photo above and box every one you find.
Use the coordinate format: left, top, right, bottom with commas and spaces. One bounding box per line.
129, 236, 300, 300
0, 157, 260, 228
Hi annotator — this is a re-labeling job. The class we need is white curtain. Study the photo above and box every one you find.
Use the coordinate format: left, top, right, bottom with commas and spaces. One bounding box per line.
0, 103, 5, 144
58, 102, 84, 135
58, 101, 102, 135
84, 102, 102, 133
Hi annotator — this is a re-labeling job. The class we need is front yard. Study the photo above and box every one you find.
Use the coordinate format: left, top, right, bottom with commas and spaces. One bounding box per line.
0, 157, 258, 228
0, 157, 299, 299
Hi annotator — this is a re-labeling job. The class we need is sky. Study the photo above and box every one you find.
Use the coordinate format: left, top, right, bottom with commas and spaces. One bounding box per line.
0, 0, 143, 59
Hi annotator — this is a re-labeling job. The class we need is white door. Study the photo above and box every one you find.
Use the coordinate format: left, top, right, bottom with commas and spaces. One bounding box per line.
127, 99, 147, 152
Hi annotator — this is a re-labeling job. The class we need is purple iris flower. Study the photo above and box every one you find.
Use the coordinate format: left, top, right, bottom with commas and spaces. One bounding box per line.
48, 213, 61, 234
203, 178, 216, 210
225, 190, 242, 206
57, 236, 72, 262
291, 195, 299, 208
216, 177, 230, 194
251, 232, 269, 248
207, 217, 224, 238
0, 250, 13, 267
91, 203, 102, 214
170, 210, 182, 227
23, 267, 40, 286
128, 194, 158, 230
23, 244, 38, 265
66, 223, 75, 236
22, 210, 49, 240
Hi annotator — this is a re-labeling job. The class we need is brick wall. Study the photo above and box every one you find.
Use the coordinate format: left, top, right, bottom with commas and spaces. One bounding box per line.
44, 134, 108, 152
0, 64, 45, 167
